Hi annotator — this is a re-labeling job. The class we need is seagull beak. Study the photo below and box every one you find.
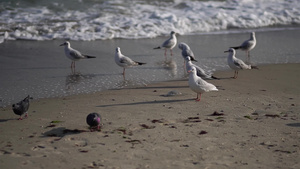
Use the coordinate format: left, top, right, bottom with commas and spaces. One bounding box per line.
59, 43, 65, 46
187, 70, 192, 73
224, 50, 229, 53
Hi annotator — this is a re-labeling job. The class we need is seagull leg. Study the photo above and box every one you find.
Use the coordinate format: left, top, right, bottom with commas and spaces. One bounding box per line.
248, 51, 251, 63
234, 71, 239, 79
18, 116, 22, 120
123, 68, 126, 80
196, 93, 201, 102
164, 49, 167, 60
170, 49, 173, 56
24, 112, 28, 118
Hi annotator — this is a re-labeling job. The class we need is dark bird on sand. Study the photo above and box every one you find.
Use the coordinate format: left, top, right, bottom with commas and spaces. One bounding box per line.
86, 112, 102, 131
12, 95, 31, 120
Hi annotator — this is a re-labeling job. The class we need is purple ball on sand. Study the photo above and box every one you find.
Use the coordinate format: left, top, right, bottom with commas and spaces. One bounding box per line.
86, 112, 102, 131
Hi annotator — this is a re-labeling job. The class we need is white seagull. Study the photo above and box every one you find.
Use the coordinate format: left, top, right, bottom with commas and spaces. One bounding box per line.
115, 47, 146, 79
188, 67, 218, 102
178, 42, 197, 62
154, 31, 177, 58
230, 32, 256, 63
185, 56, 218, 80
60, 41, 96, 68
225, 48, 257, 79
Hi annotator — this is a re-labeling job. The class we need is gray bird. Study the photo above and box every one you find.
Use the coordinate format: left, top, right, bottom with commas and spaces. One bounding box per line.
154, 31, 177, 58
12, 95, 31, 120
178, 42, 197, 62
115, 47, 146, 79
225, 48, 257, 79
185, 56, 218, 80
86, 112, 102, 131
230, 32, 256, 63
60, 41, 96, 68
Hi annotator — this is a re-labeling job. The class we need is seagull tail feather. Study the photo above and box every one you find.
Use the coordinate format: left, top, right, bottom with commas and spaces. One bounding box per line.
136, 61, 146, 65
153, 46, 161, 49
84, 55, 96, 59
211, 75, 220, 80
251, 65, 259, 69
230, 46, 241, 50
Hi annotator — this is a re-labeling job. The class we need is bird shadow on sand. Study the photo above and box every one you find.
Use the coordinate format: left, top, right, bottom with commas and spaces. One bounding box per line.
97, 98, 194, 108
0, 118, 17, 123
286, 123, 300, 128
42, 127, 89, 138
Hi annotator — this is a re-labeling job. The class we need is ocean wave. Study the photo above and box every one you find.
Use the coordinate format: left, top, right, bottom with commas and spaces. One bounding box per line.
0, 0, 300, 41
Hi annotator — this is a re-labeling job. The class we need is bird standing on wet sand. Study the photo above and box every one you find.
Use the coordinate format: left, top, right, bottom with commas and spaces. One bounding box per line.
230, 32, 256, 63
60, 41, 96, 68
225, 48, 257, 79
154, 31, 177, 59
12, 95, 31, 120
185, 56, 218, 80
188, 67, 218, 102
115, 47, 146, 79
86, 112, 102, 131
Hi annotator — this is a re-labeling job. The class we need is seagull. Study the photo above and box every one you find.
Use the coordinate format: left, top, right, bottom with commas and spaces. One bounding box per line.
185, 56, 218, 80
12, 95, 31, 120
178, 42, 197, 62
115, 47, 146, 79
60, 41, 96, 68
230, 32, 256, 63
86, 112, 102, 131
188, 67, 218, 102
225, 48, 257, 79
154, 31, 177, 58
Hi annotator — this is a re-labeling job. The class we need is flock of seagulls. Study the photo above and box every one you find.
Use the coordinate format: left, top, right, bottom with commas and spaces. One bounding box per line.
12, 31, 257, 127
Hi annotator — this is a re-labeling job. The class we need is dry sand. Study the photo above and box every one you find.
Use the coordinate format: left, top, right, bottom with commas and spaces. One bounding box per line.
0, 63, 299, 169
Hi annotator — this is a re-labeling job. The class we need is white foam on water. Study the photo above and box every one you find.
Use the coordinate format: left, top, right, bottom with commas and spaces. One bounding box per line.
1, 0, 300, 41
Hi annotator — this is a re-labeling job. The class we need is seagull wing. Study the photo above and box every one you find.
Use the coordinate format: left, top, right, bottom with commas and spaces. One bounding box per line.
69, 49, 85, 59
234, 58, 250, 69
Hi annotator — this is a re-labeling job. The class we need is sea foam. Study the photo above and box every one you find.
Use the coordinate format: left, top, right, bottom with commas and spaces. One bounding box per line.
0, 0, 299, 41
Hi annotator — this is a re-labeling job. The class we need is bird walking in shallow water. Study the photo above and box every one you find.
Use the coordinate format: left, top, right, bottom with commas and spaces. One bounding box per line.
115, 47, 146, 79
225, 48, 257, 79
154, 31, 177, 59
60, 41, 96, 68
230, 32, 256, 63
12, 95, 31, 120
188, 67, 218, 102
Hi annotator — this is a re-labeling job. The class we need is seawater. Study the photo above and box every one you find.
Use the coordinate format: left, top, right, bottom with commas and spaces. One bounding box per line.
0, 0, 300, 41
1, 0, 300, 107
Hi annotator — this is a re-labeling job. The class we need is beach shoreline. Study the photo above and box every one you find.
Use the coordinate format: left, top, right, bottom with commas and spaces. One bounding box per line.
0, 63, 299, 169
1, 28, 300, 107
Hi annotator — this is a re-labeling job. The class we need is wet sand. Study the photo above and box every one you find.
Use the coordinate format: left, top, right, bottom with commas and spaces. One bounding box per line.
0, 63, 299, 169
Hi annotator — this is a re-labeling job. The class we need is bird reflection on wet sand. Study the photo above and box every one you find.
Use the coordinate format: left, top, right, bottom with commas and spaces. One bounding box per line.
65, 71, 95, 90
156, 59, 178, 77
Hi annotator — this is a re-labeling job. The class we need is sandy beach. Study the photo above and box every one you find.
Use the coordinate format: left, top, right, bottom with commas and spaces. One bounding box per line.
0, 63, 299, 169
